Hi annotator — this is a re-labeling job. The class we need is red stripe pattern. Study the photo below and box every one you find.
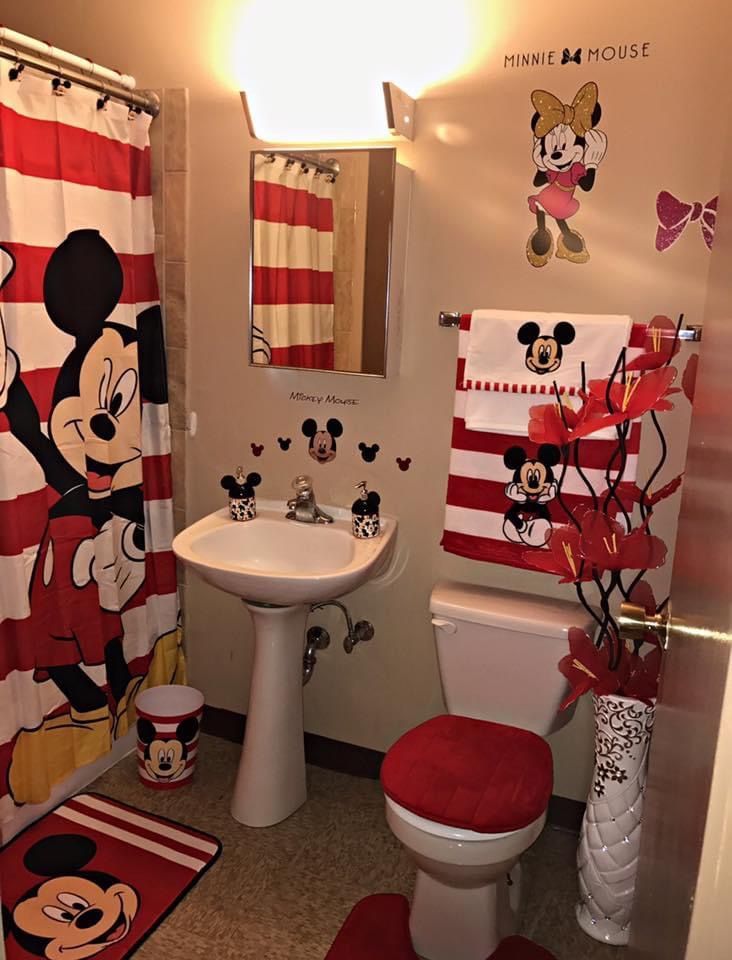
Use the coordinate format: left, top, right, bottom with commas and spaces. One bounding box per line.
0, 101, 151, 196
252, 154, 335, 370
0, 80, 179, 818
441, 313, 645, 573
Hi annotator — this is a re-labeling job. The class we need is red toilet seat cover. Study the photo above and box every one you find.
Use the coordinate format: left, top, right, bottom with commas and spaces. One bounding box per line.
381, 715, 553, 834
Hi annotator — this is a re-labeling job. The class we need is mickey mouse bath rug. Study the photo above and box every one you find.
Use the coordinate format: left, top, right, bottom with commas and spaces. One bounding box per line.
1, 793, 221, 959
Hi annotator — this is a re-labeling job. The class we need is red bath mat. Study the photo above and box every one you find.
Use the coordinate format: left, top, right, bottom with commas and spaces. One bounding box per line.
1, 792, 221, 959
324, 895, 558, 960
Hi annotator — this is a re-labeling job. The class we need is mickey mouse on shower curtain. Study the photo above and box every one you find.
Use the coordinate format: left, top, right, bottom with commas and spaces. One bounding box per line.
526, 80, 608, 267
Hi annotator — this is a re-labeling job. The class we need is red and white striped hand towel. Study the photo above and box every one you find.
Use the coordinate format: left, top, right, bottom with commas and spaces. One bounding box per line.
441, 314, 644, 571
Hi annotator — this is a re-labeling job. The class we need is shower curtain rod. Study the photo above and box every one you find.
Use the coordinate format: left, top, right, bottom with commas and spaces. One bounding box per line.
0, 26, 159, 116
264, 150, 340, 177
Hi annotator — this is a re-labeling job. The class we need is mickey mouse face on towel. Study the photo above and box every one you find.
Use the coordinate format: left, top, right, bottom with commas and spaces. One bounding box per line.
302, 418, 343, 464
503, 444, 560, 497
277, 437, 292, 451
358, 442, 380, 463
517, 321, 576, 375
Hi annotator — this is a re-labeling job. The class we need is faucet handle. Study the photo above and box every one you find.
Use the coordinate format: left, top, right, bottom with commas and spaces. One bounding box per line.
293, 474, 313, 494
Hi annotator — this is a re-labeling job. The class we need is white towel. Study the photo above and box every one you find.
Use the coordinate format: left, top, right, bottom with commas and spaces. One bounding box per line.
464, 309, 633, 434
464, 309, 633, 393
463, 391, 618, 439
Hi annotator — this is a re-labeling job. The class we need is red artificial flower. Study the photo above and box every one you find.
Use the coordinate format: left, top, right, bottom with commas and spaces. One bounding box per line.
623, 644, 662, 704
524, 524, 594, 583
600, 474, 683, 517
528, 400, 583, 446
682, 353, 698, 403
579, 511, 667, 572
558, 627, 630, 710
569, 367, 680, 440
626, 316, 681, 372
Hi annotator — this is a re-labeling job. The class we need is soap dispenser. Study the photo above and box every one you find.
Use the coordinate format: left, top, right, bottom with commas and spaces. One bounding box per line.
220, 466, 262, 521
351, 480, 381, 538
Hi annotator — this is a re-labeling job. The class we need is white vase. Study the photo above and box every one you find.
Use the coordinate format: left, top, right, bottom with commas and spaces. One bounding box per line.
576, 693, 655, 946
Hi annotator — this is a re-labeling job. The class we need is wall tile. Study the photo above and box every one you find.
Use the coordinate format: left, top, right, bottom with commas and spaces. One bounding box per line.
164, 172, 188, 262
163, 88, 189, 172
154, 233, 165, 295
164, 261, 187, 348
170, 426, 187, 501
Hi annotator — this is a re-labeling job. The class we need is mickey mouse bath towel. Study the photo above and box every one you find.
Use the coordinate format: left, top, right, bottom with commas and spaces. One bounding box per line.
463, 310, 633, 434
442, 314, 643, 568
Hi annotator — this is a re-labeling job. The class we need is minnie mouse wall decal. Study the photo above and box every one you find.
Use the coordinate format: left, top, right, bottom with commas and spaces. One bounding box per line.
527, 81, 608, 267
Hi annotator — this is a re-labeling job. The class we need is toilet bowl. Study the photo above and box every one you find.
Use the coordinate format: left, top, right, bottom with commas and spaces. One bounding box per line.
382, 581, 595, 960
386, 797, 545, 960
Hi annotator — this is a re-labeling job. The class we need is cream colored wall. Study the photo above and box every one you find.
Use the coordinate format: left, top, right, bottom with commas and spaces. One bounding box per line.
2, 0, 728, 800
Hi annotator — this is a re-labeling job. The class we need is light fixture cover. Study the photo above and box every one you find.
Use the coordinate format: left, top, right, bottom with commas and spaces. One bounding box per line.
383, 82, 416, 140
240, 83, 416, 143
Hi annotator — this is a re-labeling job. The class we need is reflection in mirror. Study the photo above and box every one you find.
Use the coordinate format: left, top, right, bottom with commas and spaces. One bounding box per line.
249, 148, 395, 376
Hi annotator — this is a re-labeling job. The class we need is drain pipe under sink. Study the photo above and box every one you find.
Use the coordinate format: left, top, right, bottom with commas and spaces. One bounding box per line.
303, 600, 375, 684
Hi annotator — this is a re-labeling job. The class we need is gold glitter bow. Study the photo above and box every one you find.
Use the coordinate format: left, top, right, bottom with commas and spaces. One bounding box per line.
531, 82, 598, 139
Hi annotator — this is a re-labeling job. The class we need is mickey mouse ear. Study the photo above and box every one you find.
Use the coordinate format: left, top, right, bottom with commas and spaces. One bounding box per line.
24, 834, 97, 877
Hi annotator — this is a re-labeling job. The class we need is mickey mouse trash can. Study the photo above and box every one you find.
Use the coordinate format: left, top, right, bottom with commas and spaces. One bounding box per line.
136, 686, 204, 789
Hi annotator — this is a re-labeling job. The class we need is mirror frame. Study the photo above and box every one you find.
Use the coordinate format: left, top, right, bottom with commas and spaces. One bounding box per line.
248, 147, 397, 378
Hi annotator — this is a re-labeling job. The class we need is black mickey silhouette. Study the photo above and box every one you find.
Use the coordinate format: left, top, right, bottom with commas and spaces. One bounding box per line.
250, 443, 264, 457
277, 437, 292, 451
358, 442, 380, 463
396, 457, 412, 472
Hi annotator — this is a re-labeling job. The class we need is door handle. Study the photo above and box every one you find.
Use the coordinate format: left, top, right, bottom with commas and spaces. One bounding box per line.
618, 601, 670, 649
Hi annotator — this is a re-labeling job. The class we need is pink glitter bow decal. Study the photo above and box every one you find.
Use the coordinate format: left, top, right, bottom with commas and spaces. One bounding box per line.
655, 190, 717, 252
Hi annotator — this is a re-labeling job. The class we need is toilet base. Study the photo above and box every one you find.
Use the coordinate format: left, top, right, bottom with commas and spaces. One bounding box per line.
409, 864, 520, 960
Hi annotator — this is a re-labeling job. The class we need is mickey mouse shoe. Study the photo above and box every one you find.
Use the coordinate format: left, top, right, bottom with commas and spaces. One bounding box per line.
526, 226, 554, 268
556, 229, 590, 264
8, 706, 112, 805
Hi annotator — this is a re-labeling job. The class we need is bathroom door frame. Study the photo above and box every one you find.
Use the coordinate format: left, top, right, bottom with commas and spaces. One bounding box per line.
628, 135, 732, 957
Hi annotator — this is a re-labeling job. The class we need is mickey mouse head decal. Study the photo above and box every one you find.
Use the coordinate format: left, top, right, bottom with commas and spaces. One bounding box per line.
518, 320, 575, 375
358, 442, 380, 463
3, 833, 139, 959
302, 418, 343, 464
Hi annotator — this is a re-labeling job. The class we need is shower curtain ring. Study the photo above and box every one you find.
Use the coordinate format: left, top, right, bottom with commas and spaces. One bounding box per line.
8, 48, 25, 82
96, 80, 110, 111
51, 60, 71, 95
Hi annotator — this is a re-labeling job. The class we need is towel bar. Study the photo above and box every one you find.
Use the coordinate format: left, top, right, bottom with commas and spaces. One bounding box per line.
438, 311, 703, 342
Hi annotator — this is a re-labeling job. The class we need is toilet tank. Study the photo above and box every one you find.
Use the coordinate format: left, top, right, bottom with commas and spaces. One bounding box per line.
431, 581, 596, 736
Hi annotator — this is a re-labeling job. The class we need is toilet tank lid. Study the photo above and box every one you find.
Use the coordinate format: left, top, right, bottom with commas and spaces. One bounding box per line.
430, 580, 596, 639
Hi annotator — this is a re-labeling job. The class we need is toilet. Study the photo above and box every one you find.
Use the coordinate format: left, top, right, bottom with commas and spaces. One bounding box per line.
381, 581, 595, 960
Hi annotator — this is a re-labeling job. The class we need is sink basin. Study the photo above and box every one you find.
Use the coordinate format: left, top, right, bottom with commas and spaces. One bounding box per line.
172, 500, 397, 605
172, 498, 398, 828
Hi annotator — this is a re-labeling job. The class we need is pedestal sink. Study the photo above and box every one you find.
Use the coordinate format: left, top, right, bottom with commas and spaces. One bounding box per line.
172, 500, 397, 827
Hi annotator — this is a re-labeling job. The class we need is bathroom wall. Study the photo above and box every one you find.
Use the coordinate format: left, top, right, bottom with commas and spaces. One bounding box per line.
3, 0, 728, 801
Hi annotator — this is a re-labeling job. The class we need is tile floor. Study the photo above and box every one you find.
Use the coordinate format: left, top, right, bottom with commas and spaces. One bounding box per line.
89, 735, 621, 960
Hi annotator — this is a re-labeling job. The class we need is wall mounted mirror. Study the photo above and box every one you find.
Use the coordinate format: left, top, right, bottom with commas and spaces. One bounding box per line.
249, 147, 397, 377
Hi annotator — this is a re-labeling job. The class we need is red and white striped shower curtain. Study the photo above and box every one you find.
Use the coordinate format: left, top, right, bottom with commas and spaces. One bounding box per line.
251, 153, 335, 369
0, 70, 180, 819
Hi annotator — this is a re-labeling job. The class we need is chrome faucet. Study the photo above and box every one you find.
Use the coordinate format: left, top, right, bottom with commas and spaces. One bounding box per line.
286, 475, 334, 524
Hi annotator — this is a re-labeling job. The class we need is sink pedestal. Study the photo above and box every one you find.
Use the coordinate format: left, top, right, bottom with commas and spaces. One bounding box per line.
231, 602, 309, 827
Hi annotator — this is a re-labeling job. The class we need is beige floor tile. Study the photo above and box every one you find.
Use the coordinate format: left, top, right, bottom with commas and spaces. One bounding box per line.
88, 735, 618, 960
